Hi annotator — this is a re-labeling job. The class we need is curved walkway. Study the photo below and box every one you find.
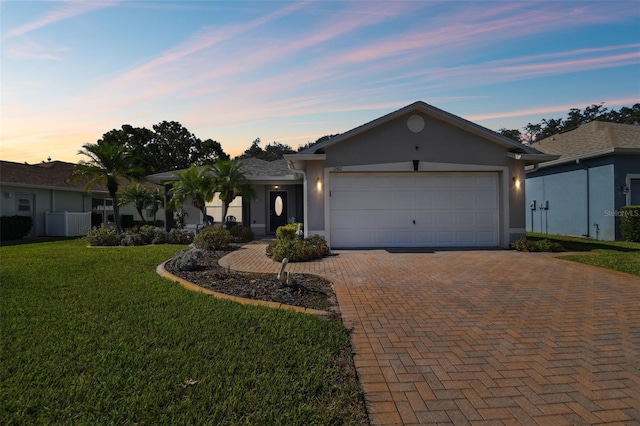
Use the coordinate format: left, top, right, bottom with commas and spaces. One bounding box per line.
220, 242, 640, 425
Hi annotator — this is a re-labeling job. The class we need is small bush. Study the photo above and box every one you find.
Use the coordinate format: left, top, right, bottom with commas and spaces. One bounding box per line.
171, 248, 203, 271
276, 223, 302, 240
167, 228, 194, 245
514, 237, 563, 252
269, 234, 330, 262
620, 206, 640, 242
85, 226, 193, 246
1, 215, 33, 241
193, 226, 231, 251
229, 225, 254, 243
85, 226, 121, 246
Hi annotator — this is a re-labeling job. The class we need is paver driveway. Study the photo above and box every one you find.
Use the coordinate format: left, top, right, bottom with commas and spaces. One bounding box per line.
220, 243, 640, 425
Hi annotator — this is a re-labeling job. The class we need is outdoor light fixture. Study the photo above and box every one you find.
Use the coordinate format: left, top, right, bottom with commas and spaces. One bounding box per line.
316, 177, 322, 191
513, 176, 521, 189
620, 184, 629, 194
274, 185, 279, 189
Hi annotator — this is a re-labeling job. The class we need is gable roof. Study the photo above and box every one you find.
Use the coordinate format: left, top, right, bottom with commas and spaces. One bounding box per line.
297, 101, 551, 161
0, 160, 109, 193
532, 121, 640, 164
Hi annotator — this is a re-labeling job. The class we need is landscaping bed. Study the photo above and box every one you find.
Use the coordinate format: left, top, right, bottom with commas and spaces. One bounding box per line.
165, 249, 339, 313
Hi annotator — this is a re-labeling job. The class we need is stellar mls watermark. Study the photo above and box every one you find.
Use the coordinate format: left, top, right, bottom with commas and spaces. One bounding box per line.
604, 209, 640, 217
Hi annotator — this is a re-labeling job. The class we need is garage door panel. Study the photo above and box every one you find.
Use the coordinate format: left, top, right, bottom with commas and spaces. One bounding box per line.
330, 172, 499, 247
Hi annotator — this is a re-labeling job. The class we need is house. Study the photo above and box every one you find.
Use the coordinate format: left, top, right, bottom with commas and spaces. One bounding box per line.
283, 101, 555, 248
147, 157, 302, 235
525, 121, 640, 241
0, 160, 163, 237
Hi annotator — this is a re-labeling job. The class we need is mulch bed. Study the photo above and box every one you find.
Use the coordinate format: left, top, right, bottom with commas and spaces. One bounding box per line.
165, 249, 339, 314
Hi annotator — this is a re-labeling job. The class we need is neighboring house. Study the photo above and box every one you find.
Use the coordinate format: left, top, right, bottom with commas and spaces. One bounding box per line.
147, 157, 302, 235
283, 101, 554, 249
525, 121, 640, 241
0, 160, 163, 237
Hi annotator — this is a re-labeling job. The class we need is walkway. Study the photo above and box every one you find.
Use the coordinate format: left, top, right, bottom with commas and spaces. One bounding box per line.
219, 242, 640, 425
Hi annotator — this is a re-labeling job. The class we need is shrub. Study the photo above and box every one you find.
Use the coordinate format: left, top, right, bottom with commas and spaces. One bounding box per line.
171, 248, 203, 271
120, 232, 144, 246
0, 216, 33, 241
514, 237, 563, 252
620, 206, 640, 242
268, 233, 330, 262
167, 228, 194, 245
85, 226, 121, 246
276, 223, 302, 240
193, 226, 231, 251
229, 225, 254, 243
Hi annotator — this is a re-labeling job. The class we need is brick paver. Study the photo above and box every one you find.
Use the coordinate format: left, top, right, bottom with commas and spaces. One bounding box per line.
220, 242, 640, 425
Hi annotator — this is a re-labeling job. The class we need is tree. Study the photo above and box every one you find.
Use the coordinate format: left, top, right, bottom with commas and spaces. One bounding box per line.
167, 165, 215, 224
238, 138, 295, 161
118, 182, 153, 224
498, 128, 522, 143
151, 121, 228, 172
212, 159, 255, 224
297, 134, 340, 152
148, 188, 165, 223
98, 122, 228, 175
70, 142, 143, 232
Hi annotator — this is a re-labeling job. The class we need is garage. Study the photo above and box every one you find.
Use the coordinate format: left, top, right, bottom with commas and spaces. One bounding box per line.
329, 172, 499, 248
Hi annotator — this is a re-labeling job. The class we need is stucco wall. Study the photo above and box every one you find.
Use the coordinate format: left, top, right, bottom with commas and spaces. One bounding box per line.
324, 112, 509, 168
1, 185, 97, 236
305, 161, 325, 233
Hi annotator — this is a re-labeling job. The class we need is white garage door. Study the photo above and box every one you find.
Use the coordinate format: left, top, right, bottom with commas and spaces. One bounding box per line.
330, 172, 499, 248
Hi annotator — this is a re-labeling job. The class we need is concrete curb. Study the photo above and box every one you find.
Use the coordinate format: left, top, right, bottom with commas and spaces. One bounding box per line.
156, 260, 333, 317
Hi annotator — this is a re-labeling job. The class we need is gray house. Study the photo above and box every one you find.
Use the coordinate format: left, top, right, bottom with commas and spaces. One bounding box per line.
525, 121, 640, 241
0, 160, 163, 237
147, 157, 303, 235
284, 101, 554, 248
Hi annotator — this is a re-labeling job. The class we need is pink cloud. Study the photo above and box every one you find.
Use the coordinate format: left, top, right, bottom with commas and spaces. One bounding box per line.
4, 1, 117, 39
467, 97, 640, 121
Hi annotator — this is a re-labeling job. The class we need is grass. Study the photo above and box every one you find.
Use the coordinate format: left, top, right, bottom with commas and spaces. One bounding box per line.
527, 232, 640, 276
0, 239, 367, 425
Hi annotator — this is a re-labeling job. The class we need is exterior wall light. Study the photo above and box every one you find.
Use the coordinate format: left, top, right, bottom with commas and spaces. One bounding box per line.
620, 184, 629, 194
316, 177, 322, 191
513, 176, 521, 189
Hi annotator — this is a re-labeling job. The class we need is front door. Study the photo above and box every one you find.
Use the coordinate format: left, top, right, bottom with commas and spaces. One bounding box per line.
269, 191, 288, 233
16, 193, 35, 237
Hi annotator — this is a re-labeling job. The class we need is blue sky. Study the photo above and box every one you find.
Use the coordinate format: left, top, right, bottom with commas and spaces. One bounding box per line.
1, 1, 639, 164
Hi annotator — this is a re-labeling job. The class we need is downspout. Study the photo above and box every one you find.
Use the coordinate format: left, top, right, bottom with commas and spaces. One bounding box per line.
286, 161, 309, 238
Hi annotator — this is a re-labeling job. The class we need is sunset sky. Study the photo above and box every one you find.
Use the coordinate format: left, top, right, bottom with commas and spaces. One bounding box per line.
1, 1, 639, 164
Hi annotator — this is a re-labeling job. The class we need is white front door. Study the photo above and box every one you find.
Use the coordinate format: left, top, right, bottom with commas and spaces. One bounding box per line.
329, 172, 499, 248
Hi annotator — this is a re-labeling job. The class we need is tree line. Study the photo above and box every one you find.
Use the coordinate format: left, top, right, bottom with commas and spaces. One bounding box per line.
499, 103, 639, 144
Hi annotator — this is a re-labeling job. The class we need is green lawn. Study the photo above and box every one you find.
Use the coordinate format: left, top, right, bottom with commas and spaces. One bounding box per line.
0, 240, 367, 425
528, 232, 640, 276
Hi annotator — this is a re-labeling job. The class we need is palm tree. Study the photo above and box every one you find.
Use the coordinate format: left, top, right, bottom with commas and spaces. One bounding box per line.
148, 188, 165, 224
212, 159, 255, 224
118, 182, 153, 224
70, 142, 142, 232
167, 165, 215, 224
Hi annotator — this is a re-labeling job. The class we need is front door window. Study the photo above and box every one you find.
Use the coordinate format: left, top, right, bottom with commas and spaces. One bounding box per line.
269, 191, 288, 233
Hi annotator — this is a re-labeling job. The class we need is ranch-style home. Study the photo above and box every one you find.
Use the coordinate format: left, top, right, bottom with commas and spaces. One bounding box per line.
152, 101, 555, 248
525, 121, 640, 241
0, 160, 164, 237
284, 101, 555, 248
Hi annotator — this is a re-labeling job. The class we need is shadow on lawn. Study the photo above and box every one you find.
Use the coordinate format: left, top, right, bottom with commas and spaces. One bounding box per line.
1, 236, 79, 247
528, 235, 640, 253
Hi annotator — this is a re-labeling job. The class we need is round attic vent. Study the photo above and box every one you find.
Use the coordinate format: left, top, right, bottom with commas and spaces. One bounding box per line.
407, 114, 425, 133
